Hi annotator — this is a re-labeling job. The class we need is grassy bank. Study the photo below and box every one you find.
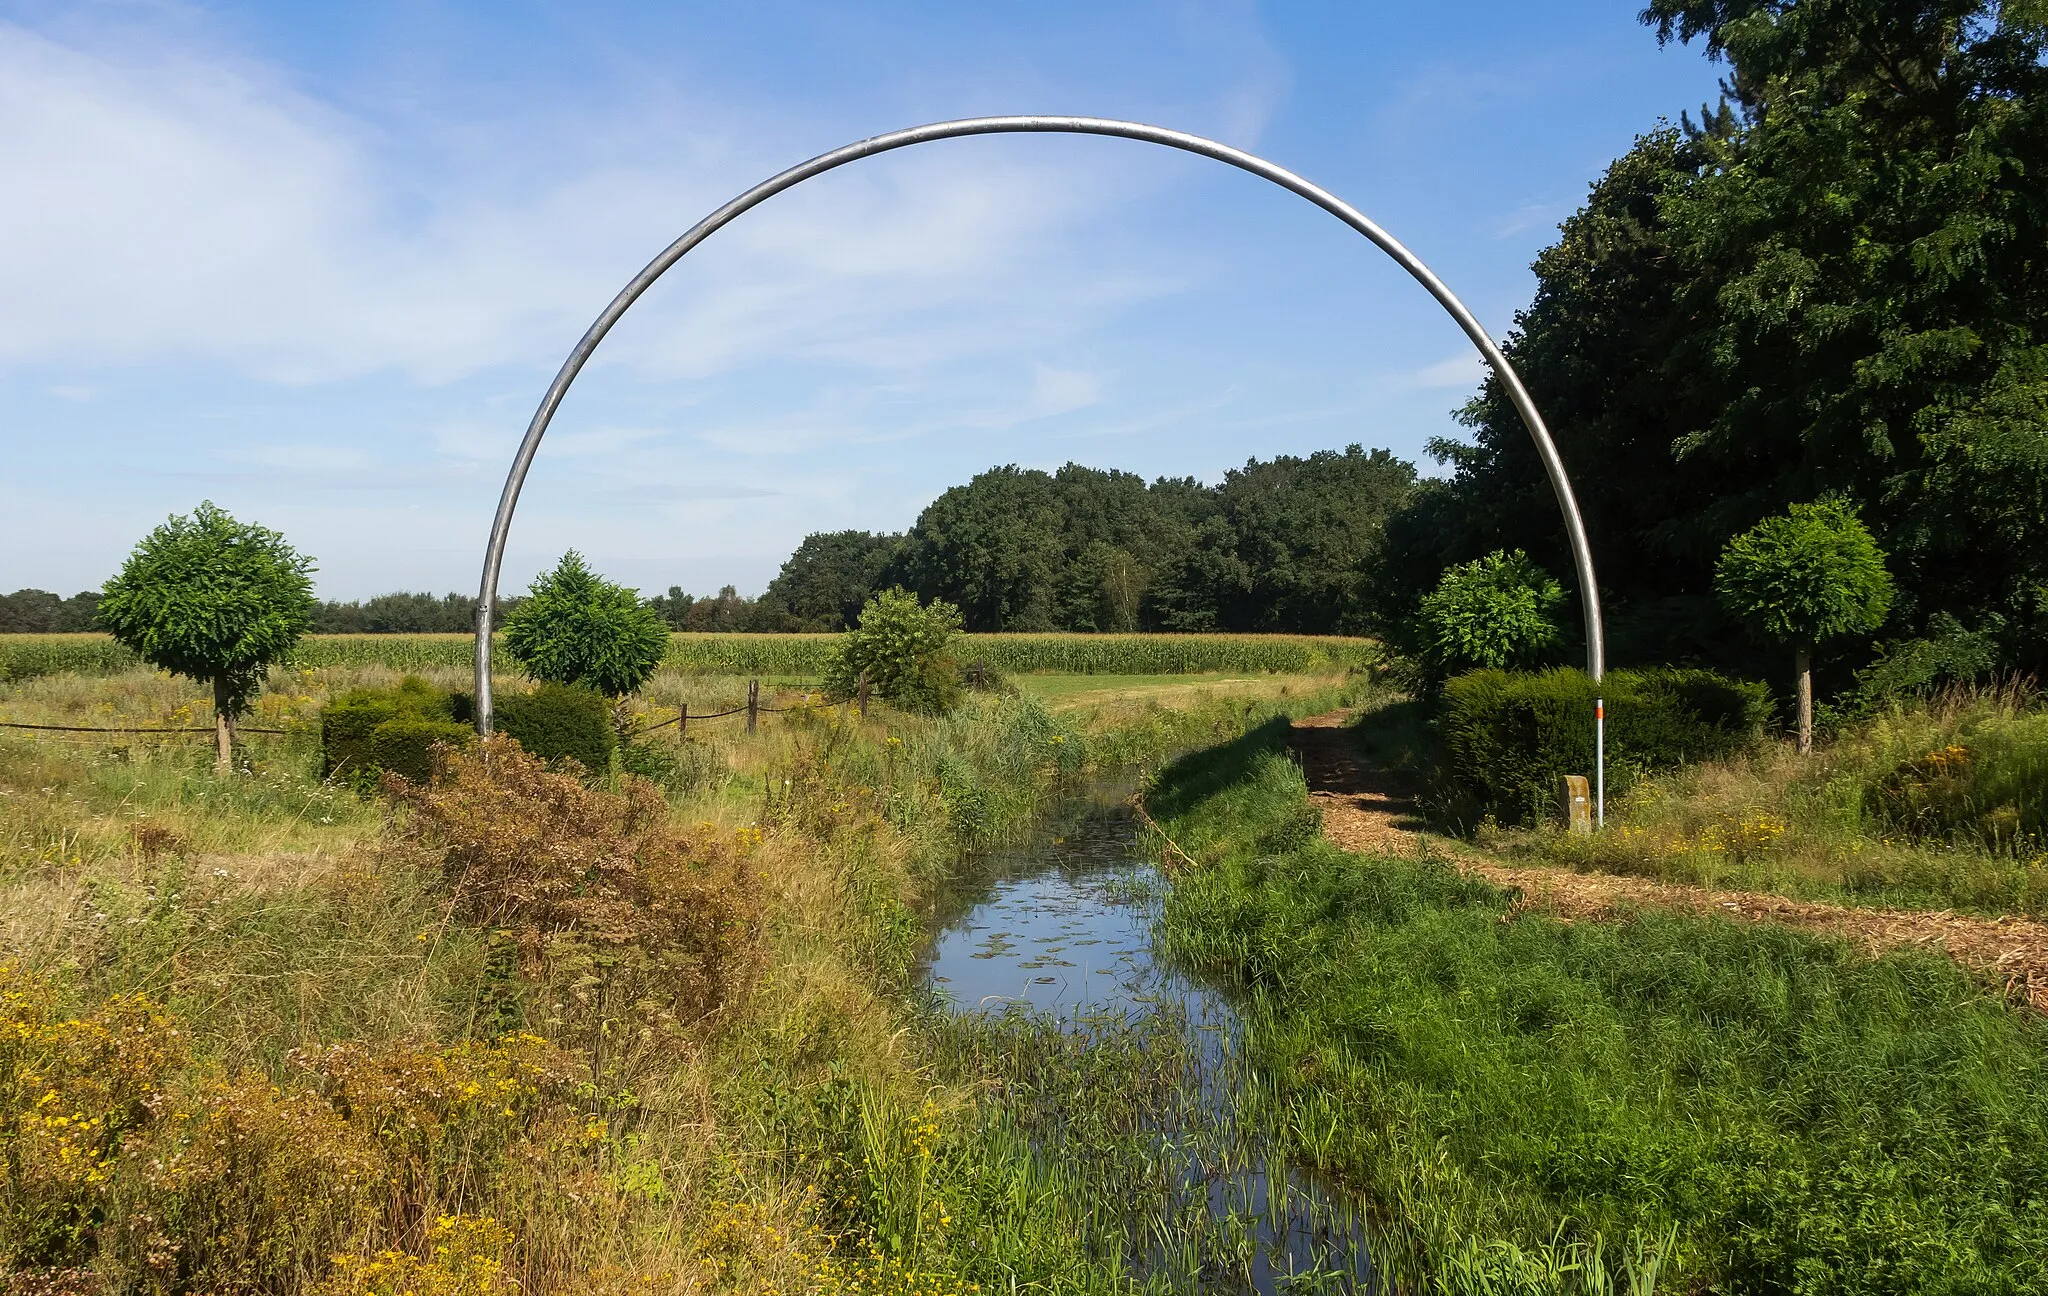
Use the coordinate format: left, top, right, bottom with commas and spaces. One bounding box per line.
0, 632, 1380, 684
0, 664, 1364, 1293
1495, 684, 2048, 918
1146, 718, 2048, 1294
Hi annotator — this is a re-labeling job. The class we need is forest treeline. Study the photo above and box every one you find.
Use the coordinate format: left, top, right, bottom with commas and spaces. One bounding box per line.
9, 0, 2043, 694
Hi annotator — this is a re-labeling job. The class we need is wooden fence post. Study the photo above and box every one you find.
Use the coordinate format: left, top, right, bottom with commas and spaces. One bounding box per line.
856, 669, 869, 719
678, 700, 687, 739
746, 679, 759, 733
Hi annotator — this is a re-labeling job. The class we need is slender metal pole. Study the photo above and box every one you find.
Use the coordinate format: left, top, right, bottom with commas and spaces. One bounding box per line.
1596, 698, 1606, 828
474, 116, 1604, 736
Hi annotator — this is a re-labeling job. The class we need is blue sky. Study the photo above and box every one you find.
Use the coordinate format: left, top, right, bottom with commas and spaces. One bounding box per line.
0, 1, 1725, 600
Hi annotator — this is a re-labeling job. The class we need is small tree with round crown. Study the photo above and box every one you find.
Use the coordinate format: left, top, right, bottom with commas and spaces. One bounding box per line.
501, 551, 671, 698
97, 502, 317, 771
1715, 498, 1894, 754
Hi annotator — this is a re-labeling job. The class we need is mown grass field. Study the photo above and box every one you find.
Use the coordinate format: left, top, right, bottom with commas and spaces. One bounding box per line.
0, 631, 1380, 683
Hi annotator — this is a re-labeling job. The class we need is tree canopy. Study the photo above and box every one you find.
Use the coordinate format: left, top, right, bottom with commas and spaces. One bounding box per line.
1380, 0, 2048, 687
1715, 499, 1895, 651
501, 552, 671, 697
96, 502, 317, 768
759, 447, 1418, 635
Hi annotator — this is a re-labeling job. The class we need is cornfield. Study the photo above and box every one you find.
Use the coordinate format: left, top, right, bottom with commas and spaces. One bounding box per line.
0, 632, 1378, 682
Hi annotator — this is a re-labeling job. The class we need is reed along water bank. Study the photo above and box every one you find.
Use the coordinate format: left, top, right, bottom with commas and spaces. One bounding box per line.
1144, 715, 2048, 1294
918, 781, 1377, 1292
0, 661, 1372, 1294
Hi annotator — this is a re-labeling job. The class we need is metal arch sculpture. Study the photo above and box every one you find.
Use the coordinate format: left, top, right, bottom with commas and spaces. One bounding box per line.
473, 115, 1611, 819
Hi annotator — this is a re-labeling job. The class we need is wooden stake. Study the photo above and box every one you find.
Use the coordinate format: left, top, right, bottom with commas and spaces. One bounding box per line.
857, 669, 869, 718
746, 678, 759, 733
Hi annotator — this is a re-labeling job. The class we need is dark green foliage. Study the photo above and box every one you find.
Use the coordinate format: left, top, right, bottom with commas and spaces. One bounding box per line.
0, 589, 101, 633
95, 502, 317, 714
1148, 720, 2048, 1293
647, 584, 802, 632
501, 551, 670, 696
1381, 0, 2048, 680
778, 449, 1415, 634
1439, 667, 1770, 823
1415, 549, 1566, 685
321, 677, 472, 788
1849, 611, 2007, 709
824, 588, 964, 716
763, 531, 905, 631
309, 591, 487, 633
892, 463, 1197, 631
1150, 446, 1417, 634
494, 682, 615, 772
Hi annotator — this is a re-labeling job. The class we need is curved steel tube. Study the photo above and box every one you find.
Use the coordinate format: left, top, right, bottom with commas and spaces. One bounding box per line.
475, 116, 1607, 741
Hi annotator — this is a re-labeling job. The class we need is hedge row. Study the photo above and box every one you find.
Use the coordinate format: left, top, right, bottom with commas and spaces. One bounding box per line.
1440, 666, 1771, 825
2, 631, 1380, 681
321, 677, 614, 787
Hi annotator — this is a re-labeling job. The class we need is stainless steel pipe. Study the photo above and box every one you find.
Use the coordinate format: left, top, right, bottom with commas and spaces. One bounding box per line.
472, 116, 1606, 811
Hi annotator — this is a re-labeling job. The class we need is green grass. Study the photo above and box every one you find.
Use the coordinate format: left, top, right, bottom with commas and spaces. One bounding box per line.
1503, 686, 2048, 918
2, 662, 1383, 1294
0, 631, 1380, 683
1147, 719, 2048, 1295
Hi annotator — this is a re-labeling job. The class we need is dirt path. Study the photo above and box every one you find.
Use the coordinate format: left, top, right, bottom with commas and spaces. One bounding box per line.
1287, 711, 2048, 1012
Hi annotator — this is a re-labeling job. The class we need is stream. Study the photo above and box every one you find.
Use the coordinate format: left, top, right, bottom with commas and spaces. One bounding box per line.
920, 780, 1378, 1293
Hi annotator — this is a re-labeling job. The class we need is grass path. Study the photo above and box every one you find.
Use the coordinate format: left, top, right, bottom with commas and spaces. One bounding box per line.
1289, 708, 2048, 1011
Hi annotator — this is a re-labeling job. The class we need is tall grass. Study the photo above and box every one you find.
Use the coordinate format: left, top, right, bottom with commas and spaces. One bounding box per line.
1507, 682, 2048, 916
2, 631, 1379, 682
1, 658, 1360, 1293
1146, 719, 2048, 1294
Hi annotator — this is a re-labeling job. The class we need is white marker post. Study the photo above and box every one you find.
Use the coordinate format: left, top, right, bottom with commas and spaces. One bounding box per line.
1595, 696, 1606, 828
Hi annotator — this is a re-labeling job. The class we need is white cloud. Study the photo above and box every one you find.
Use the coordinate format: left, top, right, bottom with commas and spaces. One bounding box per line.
0, 19, 1198, 389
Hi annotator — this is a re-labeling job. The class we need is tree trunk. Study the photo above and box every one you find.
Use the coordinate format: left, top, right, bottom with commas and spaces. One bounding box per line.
212, 675, 236, 772
1795, 645, 1814, 756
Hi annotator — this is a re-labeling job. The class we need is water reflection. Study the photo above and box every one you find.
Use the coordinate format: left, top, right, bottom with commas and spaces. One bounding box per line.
922, 785, 1377, 1294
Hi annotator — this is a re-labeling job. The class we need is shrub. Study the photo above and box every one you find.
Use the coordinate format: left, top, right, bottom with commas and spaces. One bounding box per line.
493, 682, 614, 773
391, 737, 759, 1022
1416, 549, 1565, 685
501, 552, 669, 697
321, 678, 473, 790
825, 588, 965, 716
1440, 667, 1771, 824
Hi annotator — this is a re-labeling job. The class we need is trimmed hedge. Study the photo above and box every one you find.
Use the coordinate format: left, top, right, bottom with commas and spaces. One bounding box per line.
494, 682, 614, 773
322, 677, 472, 789
1440, 667, 1770, 824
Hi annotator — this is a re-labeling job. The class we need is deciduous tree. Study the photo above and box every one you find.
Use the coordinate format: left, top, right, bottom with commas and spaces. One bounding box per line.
96, 502, 316, 770
501, 552, 670, 698
1715, 499, 1894, 752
